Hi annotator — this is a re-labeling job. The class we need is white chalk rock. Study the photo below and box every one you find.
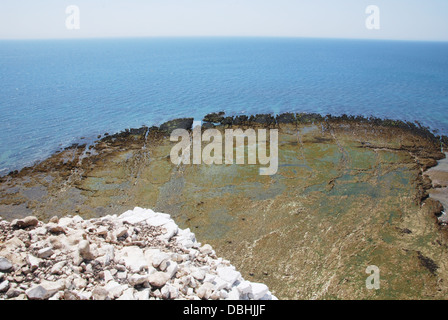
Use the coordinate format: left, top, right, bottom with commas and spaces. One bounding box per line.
165, 261, 179, 279
26, 280, 65, 300
116, 246, 147, 273
37, 247, 54, 259
226, 287, 241, 300
128, 274, 149, 287
237, 280, 252, 295
250, 283, 269, 300
117, 288, 136, 300
118, 207, 155, 225
150, 251, 171, 268
78, 240, 95, 260
158, 221, 178, 241
217, 266, 241, 286
105, 281, 126, 299
147, 272, 170, 288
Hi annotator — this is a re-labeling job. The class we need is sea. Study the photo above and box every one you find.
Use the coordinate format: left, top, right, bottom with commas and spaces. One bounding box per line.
1, 37, 448, 175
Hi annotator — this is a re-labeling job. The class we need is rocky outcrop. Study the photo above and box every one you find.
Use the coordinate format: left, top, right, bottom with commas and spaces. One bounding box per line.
159, 118, 194, 135
0, 209, 276, 300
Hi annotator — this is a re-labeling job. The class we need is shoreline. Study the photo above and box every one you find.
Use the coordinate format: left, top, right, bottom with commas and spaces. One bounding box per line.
2, 112, 447, 179
3, 111, 447, 218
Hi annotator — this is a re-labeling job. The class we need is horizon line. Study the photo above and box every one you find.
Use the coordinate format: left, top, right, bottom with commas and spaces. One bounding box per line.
1, 35, 448, 43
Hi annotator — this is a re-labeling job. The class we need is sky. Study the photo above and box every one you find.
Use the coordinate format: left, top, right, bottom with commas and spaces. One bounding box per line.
1, 0, 448, 41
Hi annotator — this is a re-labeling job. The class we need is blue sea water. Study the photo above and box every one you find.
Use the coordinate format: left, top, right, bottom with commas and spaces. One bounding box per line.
0, 37, 448, 175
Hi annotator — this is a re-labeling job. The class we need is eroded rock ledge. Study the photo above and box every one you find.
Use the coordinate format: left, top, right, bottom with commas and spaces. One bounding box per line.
0, 208, 276, 300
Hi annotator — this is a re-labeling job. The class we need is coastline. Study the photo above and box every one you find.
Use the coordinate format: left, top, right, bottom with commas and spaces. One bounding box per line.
1, 112, 448, 299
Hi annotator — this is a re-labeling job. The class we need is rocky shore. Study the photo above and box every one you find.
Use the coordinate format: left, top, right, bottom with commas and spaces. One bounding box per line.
1, 112, 448, 299
0, 207, 277, 300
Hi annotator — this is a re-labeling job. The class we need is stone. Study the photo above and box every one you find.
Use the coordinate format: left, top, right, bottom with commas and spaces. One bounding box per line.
165, 261, 179, 279
250, 283, 269, 300
72, 215, 83, 223
128, 274, 149, 287
115, 227, 128, 238
0, 257, 13, 272
191, 268, 205, 281
105, 281, 126, 298
226, 287, 241, 300
78, 240, 95, 260
37, 247, 54, 259
92, 287, 109, 300
58, 217, 73, 227
63, 290, 81, 300
6, 287, 22, 299
152, 289, 162, 299
77, 291, 92, 300
47, 224, 66, 234
67, 230, 85, 245
159, 222, 178, 241
204, 273, 216, 283
145, 213, 172, 227
103, 270, 114, 283
48, 236, 67, 250
25, 281, 64, 300
73, 277, 87, 290
237, 280, 252, 295
49, 216, 59, 223
117, 271, 127, 280
13, 216, 39, 229
0, 280, 10, 292
161, 285, 171, 299
197, 282, 214, 300
148, 272, 170, 288
203, 112, 225, 123
96, 226, 109, 236
136, 289, 151, 300
213, 277, 230, 291
72, 252, 83, 266
199, 244, 213, 255
118, 207, 155, 225
26, 285, 49, 300
159, 118, 194, 134
26, 254, 42, 270
116, 246, 147, 273
117, 288, 136, 300
217, 267, 241, 285
50, 261, 66, 275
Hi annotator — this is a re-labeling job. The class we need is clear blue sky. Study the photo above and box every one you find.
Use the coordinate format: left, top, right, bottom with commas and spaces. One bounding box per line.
1, 0, 448, 41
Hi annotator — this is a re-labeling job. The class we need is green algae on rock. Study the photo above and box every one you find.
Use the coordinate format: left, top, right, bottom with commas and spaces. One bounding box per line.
0, 113, 447, 299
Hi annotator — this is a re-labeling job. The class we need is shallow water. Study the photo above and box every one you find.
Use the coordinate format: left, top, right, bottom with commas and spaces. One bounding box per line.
1, 38, 448, 174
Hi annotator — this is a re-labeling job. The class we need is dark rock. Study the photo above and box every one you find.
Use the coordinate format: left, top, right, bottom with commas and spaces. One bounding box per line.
202, 122, 215, 129
129, 127, 148, 136
203, 112, 225, 123
425, 198, 444, 217
233, 115, 248, 126
250, 114, 276, 127
220, 116, 234, 127
276, 113, 296, 124
12, 216, 38, 229
417, 252, 438, 275
421, 175, 433, 190
159, 118, 194, 134
296, 113, 324, 124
